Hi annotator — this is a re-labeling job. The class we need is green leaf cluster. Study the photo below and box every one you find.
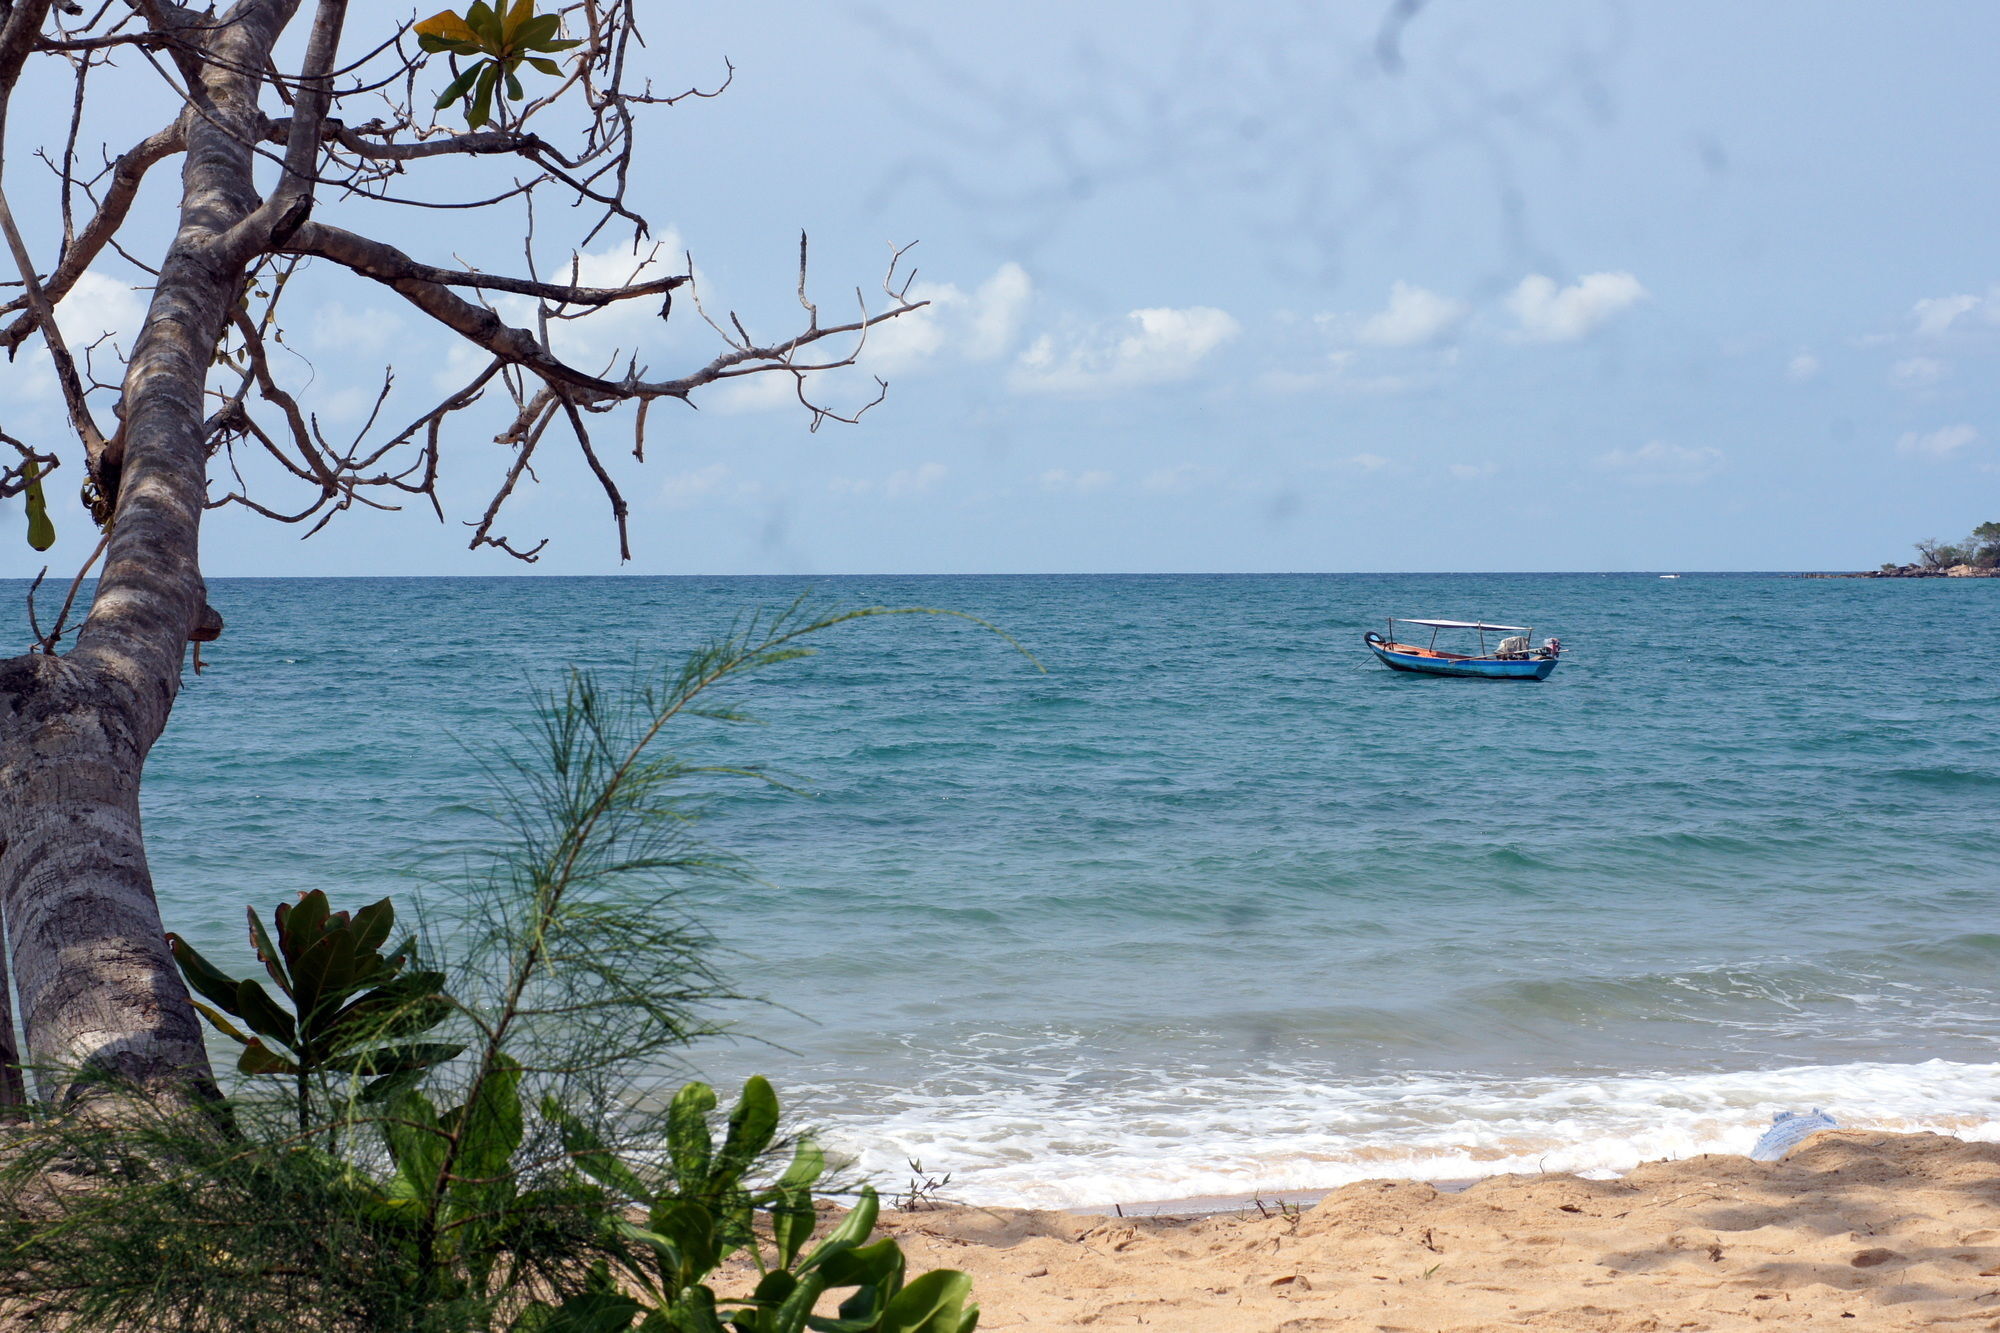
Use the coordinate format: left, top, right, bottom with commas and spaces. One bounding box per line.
168, 889, 461, 1130
369, 1073, 982, 1333
419, 0, 582, 129
550, 1078, 977, 1333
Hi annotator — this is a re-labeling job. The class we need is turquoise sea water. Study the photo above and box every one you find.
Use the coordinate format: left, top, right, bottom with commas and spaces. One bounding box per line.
67, 573, 2000, 1204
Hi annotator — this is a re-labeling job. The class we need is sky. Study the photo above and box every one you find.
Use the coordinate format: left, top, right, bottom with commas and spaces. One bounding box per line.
4, 0, 1999, 575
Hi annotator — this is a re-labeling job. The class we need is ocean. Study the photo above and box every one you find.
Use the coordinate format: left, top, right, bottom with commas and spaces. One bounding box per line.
100, 573, 2000, 1206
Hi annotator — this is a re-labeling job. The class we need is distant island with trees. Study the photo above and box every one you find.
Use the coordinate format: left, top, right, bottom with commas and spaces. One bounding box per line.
1865, 522, 2000, 577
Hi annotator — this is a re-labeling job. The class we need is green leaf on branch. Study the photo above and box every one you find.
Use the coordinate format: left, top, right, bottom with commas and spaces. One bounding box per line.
166, 933, 252, 1015
452, 1052, 525, 1184
712, 1075, 780, 1190
234, 979, 298, 1046
645, 1196, 719, 1292
417, 0, 584, 129
187, 1000, 253, 1047
878, 1269, 980, 1333
819, 1237, 909, 1329
433, 64, 481, 109
768, 1185, 814, 1270
237, 1039, 300, 1077
811, 1186, 880, 1257
668, 1081, 717, 1188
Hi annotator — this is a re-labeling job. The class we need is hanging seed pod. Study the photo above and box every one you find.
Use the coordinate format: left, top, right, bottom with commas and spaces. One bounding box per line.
22, 459, 53, 551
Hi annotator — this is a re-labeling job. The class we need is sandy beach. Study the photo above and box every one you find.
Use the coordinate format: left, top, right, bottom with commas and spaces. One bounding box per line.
875, 1131, 2000, 1330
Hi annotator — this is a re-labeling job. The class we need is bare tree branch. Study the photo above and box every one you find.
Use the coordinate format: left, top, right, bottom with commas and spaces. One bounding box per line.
3, 0, 932, 568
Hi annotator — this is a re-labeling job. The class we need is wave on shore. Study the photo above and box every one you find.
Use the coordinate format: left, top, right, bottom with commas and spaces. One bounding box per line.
816, 1058, 2000, 1207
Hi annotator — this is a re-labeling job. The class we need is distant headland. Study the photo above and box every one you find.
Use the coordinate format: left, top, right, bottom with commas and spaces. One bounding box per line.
1814, 522, 2000, 578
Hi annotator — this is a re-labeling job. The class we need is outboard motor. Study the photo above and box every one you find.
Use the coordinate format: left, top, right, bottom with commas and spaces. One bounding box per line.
1538, 637, 1562, 659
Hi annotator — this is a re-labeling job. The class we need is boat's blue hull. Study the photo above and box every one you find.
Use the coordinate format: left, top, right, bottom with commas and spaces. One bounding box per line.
1367, 640, 1558, 680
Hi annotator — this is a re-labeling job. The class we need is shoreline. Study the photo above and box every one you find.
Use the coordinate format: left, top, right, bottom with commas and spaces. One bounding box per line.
1066, 1180, 1482, 1219
826, 1064, 2000, 1217
878, 1129, 2000, 1330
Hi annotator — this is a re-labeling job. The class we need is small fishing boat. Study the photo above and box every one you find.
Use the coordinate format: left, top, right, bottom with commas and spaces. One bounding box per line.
1363, 617, 1562, 680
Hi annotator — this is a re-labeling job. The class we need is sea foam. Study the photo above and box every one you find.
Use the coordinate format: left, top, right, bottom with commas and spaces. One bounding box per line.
814, 1058, 2000, 1208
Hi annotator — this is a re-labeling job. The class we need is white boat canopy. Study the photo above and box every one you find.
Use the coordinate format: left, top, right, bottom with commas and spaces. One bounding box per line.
1394, 618, 1530, 632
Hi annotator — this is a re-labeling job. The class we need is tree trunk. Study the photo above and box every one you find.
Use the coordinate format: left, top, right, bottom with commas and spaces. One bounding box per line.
0, 213, 244, 1095
0, 0, 306, 1098
0, 655, 212, 1097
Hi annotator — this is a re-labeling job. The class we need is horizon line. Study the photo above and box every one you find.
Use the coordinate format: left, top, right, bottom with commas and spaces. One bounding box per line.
3, 569, 1881, 581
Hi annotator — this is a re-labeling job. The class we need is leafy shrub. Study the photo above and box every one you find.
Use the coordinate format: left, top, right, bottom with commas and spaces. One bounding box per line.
0, 600, 1017, 1331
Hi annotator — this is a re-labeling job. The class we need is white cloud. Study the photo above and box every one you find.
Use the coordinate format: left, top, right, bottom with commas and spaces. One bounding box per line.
1595, 440, 1722, 484
856, 306, 949, 373
0, 270, 147, 406
1038, 468, 1114, 494
1896, 424, 1978, 459
1911, 293, 1984, 338
56, 271, 145, 350
1011, 306, 1240, 394
859, 262, 1033, 374
708, 372, 797, 415
1786, 352, 1820, 382
703, 262, 1031, 413
1505, 271, 1648, 342
565, 240, 691, 291
964, 264, 1033, 361
1890, 356, 1948, 389
1447, 462, 1500, 481
1345, 453, 1390, 471
433, 339, 492, 391
1356, 281, 1468, 347
535, 235, 691, 369
659, 463, 730, 507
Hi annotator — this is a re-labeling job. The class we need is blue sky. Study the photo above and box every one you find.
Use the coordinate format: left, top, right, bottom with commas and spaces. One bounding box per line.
6, 1, 1998, 574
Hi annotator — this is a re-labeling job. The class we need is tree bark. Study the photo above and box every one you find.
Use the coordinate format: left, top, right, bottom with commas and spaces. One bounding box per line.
0, 0, 307, 1098
0, 656, 212, 1096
